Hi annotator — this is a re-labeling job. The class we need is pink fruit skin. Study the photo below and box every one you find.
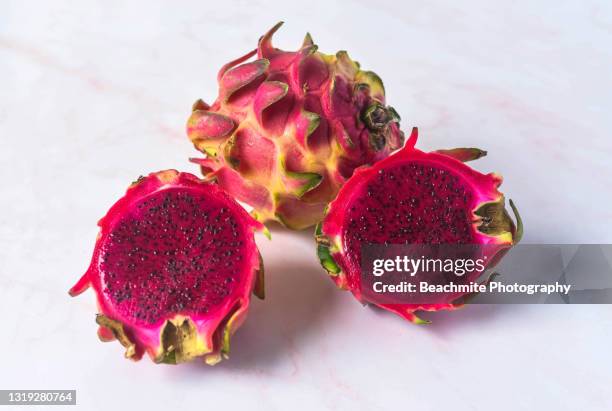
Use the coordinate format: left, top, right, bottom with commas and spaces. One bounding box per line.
316, 128, 523, 323
187, 22, 404, 229
70, 170, 265, 364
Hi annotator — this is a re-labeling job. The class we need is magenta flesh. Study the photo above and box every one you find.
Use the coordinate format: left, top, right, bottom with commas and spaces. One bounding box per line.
343, 162, 476, 270
101, 188, 249, 325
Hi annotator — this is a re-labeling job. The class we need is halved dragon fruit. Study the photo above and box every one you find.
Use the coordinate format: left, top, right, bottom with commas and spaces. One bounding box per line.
315, 128, 523, 323
70, 170, 265, 364
187, 22, 404, 230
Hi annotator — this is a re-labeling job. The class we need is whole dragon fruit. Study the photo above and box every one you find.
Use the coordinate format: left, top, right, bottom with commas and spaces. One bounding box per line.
187, 22, 404, 229
69, 170, 265, 364
315, 128, 523, 323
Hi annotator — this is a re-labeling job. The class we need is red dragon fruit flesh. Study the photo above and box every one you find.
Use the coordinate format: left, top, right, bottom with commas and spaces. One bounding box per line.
315, 128, 523, 323
70, 170, 265, 364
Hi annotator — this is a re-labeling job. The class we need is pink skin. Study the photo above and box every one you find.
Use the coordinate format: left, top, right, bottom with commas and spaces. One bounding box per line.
70, 171, 263, 362
186, 22, 404, 229
187, 111, 236, 142
253, 81, 289, 126
219, 59, 269, 102
320, 128, 518, 323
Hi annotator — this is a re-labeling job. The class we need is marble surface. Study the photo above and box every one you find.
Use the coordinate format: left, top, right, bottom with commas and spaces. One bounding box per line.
1, 1, 612, 410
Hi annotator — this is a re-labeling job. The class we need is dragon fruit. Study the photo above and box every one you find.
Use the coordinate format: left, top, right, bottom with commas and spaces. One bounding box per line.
69, 170, 265, 364
187, 22, 404, 230
315, 128, 523, 323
